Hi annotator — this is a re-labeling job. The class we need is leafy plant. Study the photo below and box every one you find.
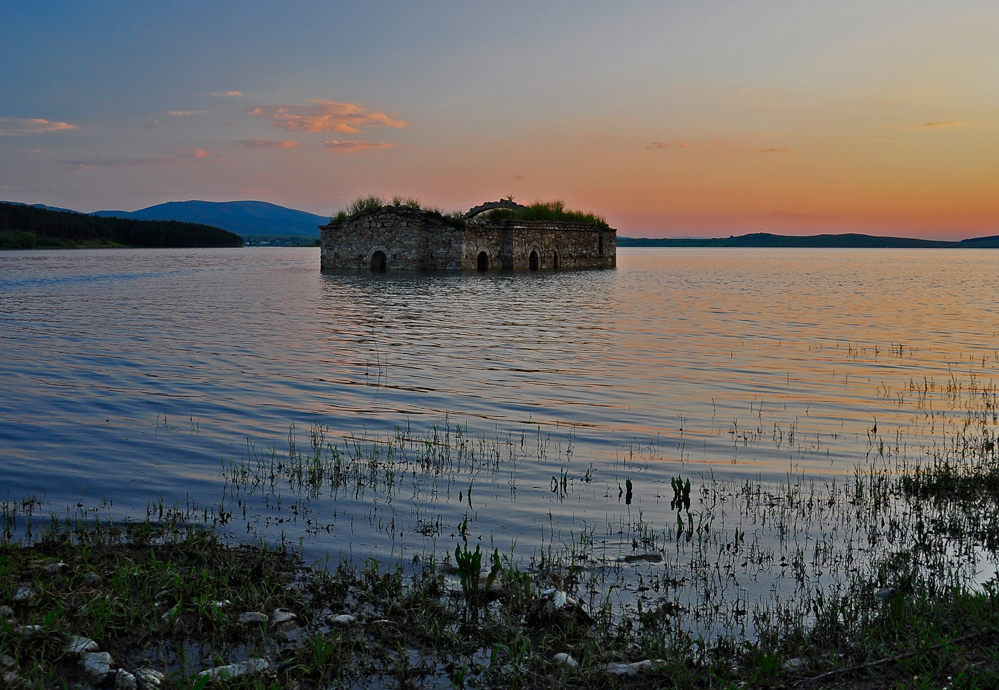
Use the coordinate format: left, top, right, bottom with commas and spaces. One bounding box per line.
454, 541, 483, 596
671, 475, 691, 511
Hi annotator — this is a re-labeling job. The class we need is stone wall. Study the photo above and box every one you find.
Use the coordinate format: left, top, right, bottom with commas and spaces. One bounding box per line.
320, 207, 616, 272
320, 207, 462, 271
505, 221, 615, 270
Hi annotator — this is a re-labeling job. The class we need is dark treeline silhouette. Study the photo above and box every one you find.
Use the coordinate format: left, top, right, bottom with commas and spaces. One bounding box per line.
0, 203, 242, 249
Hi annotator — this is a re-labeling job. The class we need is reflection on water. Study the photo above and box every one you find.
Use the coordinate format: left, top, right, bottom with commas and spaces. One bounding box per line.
1, 247, 998, 574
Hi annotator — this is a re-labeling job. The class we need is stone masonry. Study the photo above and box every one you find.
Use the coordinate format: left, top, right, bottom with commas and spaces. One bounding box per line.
320, 202, 616, 272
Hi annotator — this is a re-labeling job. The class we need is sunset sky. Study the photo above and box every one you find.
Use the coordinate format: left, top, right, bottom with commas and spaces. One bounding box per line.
2, 1, 997, 239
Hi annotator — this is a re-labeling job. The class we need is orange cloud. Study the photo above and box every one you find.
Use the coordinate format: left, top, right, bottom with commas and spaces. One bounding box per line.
210, 91, 243, 98
252, 100, 406, 134
169, 146, 209, 158
167, 110, 206, 116
758, 148, 788, 153
646, 141, 671, 149
917, 121, 976, 129
0, 118, 77, 136
241, 139, 302, 150
325, 140, 393, 152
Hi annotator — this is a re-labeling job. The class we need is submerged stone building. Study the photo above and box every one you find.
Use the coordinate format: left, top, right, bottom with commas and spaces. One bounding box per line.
319, 200, 616, 272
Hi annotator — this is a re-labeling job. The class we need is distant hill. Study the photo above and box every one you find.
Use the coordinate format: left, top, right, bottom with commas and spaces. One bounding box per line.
618, 232, 999, 249
0, 202, 241, 249
94, 200, 327, 238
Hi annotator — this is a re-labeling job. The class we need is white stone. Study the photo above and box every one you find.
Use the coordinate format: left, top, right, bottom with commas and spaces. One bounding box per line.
238, 611, 268, 625
80, 651, 113, 684
42, 562, 68, 576
553, 652, 578, 669
605, 659, 657, 676
2, 670, 18, 684
326, 613, 356, 626
197, 658, 271, 683
0, 606, 12, 618
65, 635, 99, 654
14, 624, 43, 636
115, 669, 138, 690
12, 586, 35, 603
270, 608, 297, 624
134, 668, 166, 688
0, 655, 14, 668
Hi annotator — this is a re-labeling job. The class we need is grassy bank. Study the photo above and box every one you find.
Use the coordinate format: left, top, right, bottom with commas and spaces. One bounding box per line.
3, 442, 999, 688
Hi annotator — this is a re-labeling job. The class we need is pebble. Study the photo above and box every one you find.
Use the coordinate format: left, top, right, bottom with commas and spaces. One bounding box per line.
2, 671, 18, 684
80, 651, 113, 684
605, 659, 658, 676
0, 605, 13, 619
553, 652, 579, 669
0, 656, 14, 668
238, 611, 269, 625
134, 668, 166, 688
65, 635, 100, 654
12, 586, 36, 603
114, 669, 138, 690
783, 657, 804, 670
270, 608, 297, 625
326, 613, 356, 626
14, 624, 44, 636
197, 658, 271, 683
83, 572, 102, 586
41, 562, 68, 576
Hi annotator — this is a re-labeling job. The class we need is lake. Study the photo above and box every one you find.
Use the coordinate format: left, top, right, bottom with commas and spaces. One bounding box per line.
2, 247, 998, 632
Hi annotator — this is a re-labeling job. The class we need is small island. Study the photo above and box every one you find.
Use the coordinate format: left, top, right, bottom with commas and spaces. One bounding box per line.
320, 197, 615, 272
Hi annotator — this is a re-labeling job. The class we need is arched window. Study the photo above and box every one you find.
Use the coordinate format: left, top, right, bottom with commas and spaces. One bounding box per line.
529, 250, 539, 271
552, 251, 559, 270
370, 250, 387, 273
476, 251, 489, 272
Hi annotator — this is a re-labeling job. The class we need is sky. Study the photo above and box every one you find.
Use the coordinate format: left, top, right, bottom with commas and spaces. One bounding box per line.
1, 1, 997, 239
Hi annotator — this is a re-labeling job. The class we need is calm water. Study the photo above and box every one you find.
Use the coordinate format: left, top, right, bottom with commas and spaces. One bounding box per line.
2, 247, 999, 570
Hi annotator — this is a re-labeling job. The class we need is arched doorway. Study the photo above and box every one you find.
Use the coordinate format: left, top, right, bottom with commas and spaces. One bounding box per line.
529, 250, 539, 271
476, 251, 489, 272
552, 251, 559, 270
370, 250, 387, 273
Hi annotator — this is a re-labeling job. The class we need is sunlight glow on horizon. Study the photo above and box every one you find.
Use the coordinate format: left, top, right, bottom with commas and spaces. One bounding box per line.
1, 2, 996, 240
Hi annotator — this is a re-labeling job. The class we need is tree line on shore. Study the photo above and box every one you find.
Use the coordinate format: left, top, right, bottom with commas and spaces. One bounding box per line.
0, 203, 242, 249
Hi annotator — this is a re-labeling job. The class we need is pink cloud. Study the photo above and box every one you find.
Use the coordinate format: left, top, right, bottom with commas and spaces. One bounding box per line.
241, 138, 302, 150
674, 142, 687, 148
167, 110, 206, 116
210, 91, 244, 98
0, 118, 77, 136
325, 140, 393, 152
251, 100, 406, 134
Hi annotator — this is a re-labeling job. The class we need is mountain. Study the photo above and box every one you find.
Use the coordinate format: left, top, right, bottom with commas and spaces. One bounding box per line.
0, 202, 241, 249
94, 200, 327, 238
